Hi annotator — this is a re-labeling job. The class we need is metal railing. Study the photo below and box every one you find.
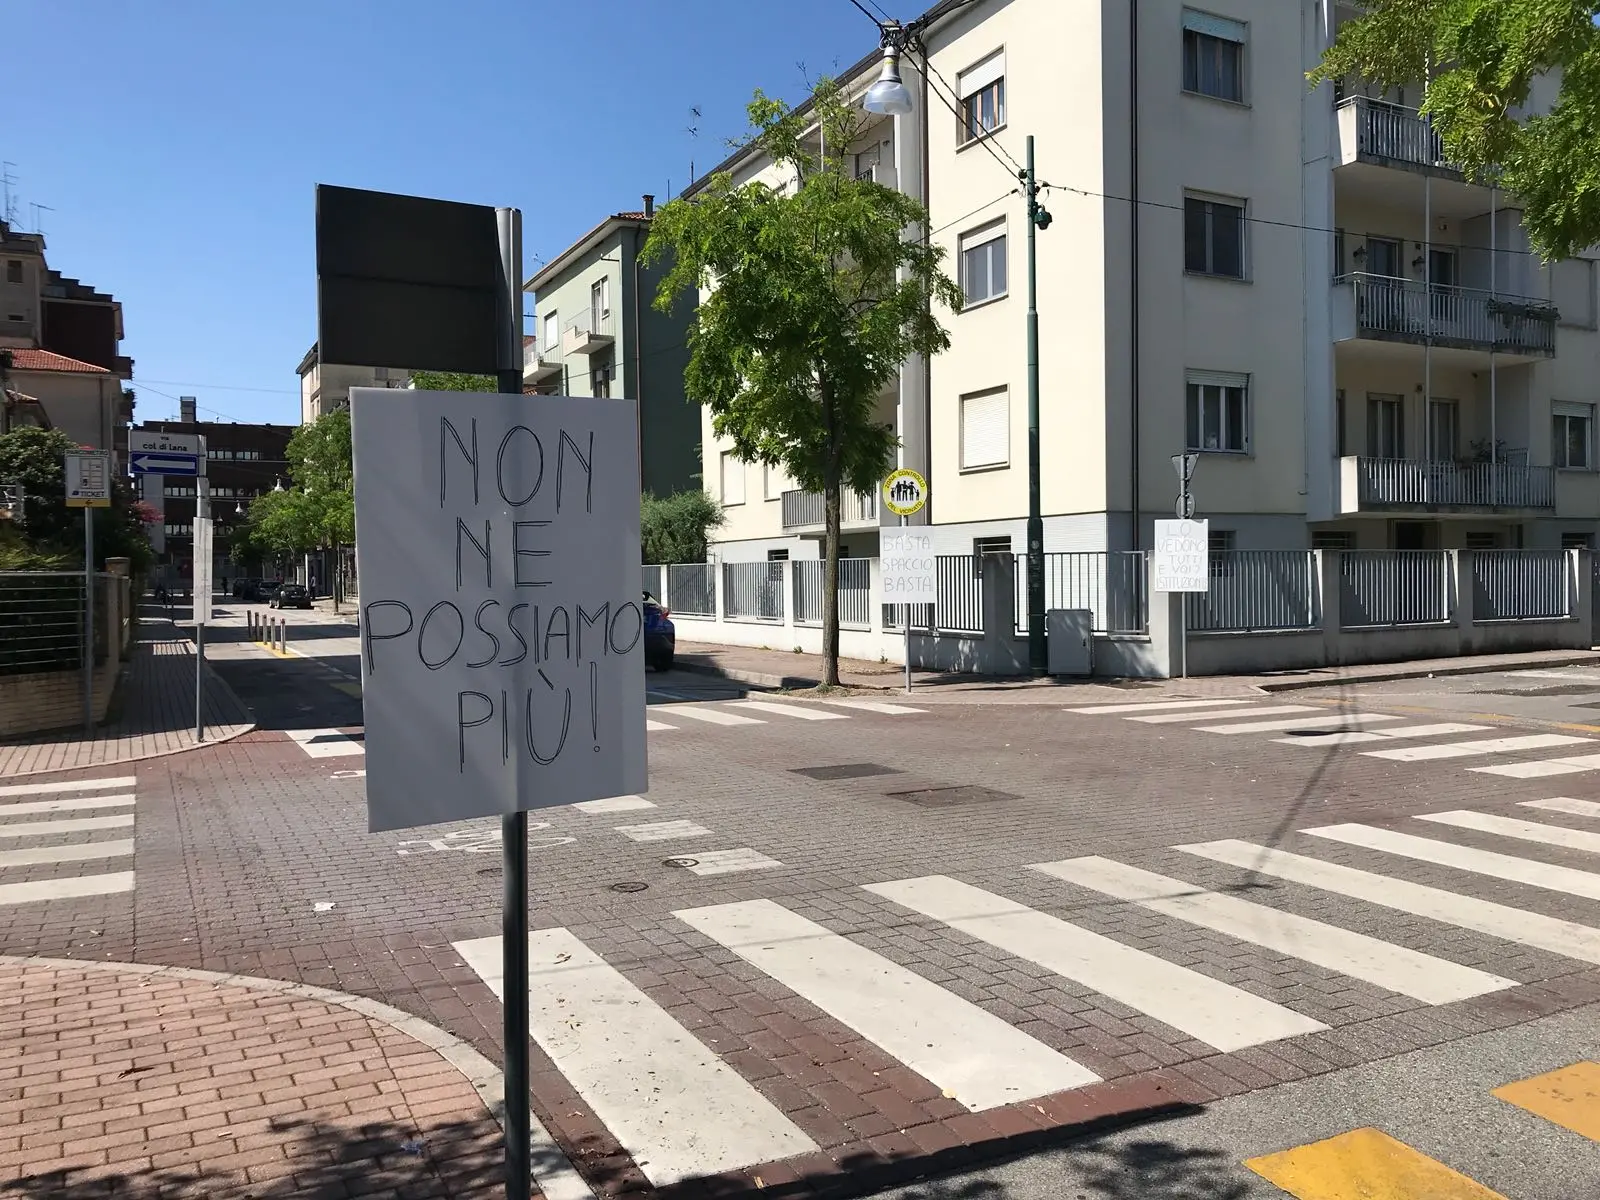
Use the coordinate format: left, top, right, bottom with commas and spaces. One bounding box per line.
523, 341, 560, 371
666, 563, 715, 617
935, 554, 986, 634
1472, 550, 1572, 621
0, 572, 86, 675
1015, 551, 1148, 635
1341, 95, 1449, 170
1340, 550, 1453, 627
1354, 457, 1556, 509
641, 564, 664, 600
561, 309, 616, 347
780, 488, 878, 529
722, 561, 785, 622
792, 559, 872, 628
1342, 272, 1558, 355
1185, 551, 1320, 632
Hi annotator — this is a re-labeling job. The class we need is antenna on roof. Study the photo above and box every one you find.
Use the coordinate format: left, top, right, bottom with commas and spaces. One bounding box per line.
28, 203, 52, 236
1, 164, 17, 226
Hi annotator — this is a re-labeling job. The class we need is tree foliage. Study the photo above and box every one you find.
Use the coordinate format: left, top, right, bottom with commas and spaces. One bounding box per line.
641, 491, 725, 564
643, 78, 960, 683
410, 371, 495, 392
0, 426, 153, 572
1312, 0, 1600, 259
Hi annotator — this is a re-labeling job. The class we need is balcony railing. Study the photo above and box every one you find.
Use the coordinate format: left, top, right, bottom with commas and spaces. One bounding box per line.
779, 488, 877, 530
561, 310, 615, 356
1338, 273, 1558, 356
1351, 456, 1555, 510
1338, 96, 1453, 173
522, 340, 562, 380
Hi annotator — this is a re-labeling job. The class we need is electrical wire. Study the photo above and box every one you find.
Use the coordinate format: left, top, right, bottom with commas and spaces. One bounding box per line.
845, 0, 886, 26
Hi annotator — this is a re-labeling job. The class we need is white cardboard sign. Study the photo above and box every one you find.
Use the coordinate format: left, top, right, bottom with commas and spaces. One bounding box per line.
192, 516, 214, 624
880, 529, 936, 606
1152, 518, 1210, 593
350, 388, 647, 833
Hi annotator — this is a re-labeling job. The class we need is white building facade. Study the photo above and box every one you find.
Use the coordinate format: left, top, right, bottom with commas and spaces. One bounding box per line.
699, 0, 1600, 567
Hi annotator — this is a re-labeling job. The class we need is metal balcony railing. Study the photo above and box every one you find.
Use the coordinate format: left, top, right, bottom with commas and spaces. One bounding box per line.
1354, 457, 1555, 510
1341, 273, 1558, 356
1339, 96, 1452, 172
779, 488, 877, 530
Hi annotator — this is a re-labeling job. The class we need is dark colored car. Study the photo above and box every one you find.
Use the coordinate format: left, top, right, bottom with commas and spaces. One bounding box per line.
643, 592, 674, 672
271, 583, 313, 610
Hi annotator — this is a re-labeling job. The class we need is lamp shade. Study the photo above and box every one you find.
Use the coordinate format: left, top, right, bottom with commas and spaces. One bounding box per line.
863, 49, 914, 116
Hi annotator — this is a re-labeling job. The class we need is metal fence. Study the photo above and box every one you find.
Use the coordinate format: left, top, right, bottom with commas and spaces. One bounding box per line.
1340, 550, 1452, 627
0, 572, 86, 676
1017, 551, 1148, 635
722, 561, 785, 622
933, 554, 985, 633
641, 564, 664, 600
666, 563, 715, 617
1186, 551, 1320, 633
1472, 550, 1571, 621
793, 559, 872, 628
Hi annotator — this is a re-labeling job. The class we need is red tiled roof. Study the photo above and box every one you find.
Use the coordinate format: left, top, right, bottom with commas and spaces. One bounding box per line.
523, 334, 537, 346
614, 211, 649, 221
5, 348, 110, 374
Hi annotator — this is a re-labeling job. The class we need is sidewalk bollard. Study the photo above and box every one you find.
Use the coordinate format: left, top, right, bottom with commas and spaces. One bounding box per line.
278, 618, 287, 655
248, 611, 256, 641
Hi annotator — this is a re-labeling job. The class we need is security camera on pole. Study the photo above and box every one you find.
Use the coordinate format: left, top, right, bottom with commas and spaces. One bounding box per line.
1152, 453, 1207, 680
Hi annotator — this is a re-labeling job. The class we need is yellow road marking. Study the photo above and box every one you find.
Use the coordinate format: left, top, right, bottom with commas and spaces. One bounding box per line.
331, 680, 363, 698
1244, 1127, 1506, 1199
1493, 1061, 1600, 1143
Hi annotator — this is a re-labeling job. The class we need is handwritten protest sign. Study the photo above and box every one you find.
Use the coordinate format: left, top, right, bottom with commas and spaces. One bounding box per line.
350, 389, 647, 832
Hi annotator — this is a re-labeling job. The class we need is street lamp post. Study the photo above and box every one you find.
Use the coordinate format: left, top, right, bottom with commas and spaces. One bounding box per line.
865, 20, 1050, 675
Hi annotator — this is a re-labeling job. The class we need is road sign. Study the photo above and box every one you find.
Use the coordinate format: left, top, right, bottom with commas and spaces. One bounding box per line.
64, 452, 110, 508
351, 387, 647, 834
193, 516, 214, 625
131, 430, 200, 456
1172, 453, 1198, 484
880, 529, 936, 605
1153, 518, 1210, 593
130, 452, 201, 477
1175, 493, 1196, 519
882, 468, 929, 517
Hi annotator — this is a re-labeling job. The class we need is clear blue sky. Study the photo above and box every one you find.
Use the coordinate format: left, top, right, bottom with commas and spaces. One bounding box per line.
7, 0, 891, 426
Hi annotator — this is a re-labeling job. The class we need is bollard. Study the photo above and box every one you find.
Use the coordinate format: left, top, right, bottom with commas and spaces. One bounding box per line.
278, 618, 287, 655
249, 611, 256, 641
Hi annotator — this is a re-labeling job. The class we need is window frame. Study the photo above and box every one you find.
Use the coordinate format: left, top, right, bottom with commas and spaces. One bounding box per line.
4, 259, 21, 284
956, 50, 1006, 146
1184, 370, 1251, 454
544, 311, 559, 351
959, 386, 1011, 472
1183, 193, 1248, 280
958, 220, 1009, 309
1180, 9, 1247, 104
719, 450, 746, 505
1553, 402, 1594, 471
1367, 393, 1406, 459
592, 277, 610, 322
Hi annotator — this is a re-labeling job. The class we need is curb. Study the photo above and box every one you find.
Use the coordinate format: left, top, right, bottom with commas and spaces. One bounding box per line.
1257, 651, 1600, 692
0, 954, 593, 1200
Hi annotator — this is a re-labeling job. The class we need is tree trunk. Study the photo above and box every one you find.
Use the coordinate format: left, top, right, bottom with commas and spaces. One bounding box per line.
331, 543, 341, 615
822, 469, 841, 688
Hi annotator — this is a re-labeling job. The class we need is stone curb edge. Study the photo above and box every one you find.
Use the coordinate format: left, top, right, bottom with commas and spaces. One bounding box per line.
0, 954, 593, 1200
1257, 652, 1600, 692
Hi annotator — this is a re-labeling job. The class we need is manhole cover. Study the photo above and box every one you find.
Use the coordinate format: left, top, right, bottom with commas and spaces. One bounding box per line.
790, 763, 902, 781
1281, 727, 1360, 737
886, 785, 1018, 808
662, 857, 699, 869
610, 881, 649, 893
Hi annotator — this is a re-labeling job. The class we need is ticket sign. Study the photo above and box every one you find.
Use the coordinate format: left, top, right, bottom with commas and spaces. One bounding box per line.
65, 452, 111, 509
881, 529, 936, 606
1152, 518, 1210, 593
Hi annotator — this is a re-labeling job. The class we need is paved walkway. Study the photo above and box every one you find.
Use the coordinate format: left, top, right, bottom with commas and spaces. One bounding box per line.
0, 957, 577, 1199
0, 618, 254, 779
677, 640, 1600, 701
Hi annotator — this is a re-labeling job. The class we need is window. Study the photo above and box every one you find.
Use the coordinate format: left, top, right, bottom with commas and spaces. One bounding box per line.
544, 312, 559, 350
591, 277, 610, 324
957, 51, 1005, 144
4, 260, 20, 284
592, 356, 614, 399
1553, 258, 1597, 329
1184, 196, 1245, 278
763, 461, 789, 501
1367, 393, 1404, 458
1465, 531, 1500, 550
1363, 236, 1402, 278
959, 386, 1010, 470
1554, 402, 1593, 470
1182, 9, 1245, 102
1208, 528, 1236, 577
1312, 531, 1355, 550
972, 535, 1012, 578
1185, 371, 1249, 453
1335, 389, 1348, 458
1427, 399, 1459, 462
720, 451, 745, 504
6, 314, 22, 322
766, 549, 789, 562
959, 222, 1008, 307
1562, 532, 1594, 550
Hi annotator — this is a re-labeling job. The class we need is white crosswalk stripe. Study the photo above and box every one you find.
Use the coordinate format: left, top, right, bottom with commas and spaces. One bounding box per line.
1128, 705, 1318, 725
1068, 698, 1263, 715
1362, 733, 1591, 762
0, 776, 139, 906
1196, 712, 1404, 735
729, 700, 847, 721
1271, 722, 1491, 748
614, 819, 709, 842
1416, 809, 1600, 854
286, 727, 365, 757
1523, 797, 1600, 819
1305, 823, 1600, 902
1473, 752, 1600, 778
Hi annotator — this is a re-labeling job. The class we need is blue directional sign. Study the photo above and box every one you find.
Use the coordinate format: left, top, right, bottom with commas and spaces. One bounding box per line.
130, 452, 200, 477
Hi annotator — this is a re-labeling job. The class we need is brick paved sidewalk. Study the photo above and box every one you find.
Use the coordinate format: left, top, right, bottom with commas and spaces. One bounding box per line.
0, 619, 254, 779
676, 640, 1600, 701
0, 956, 585, 1200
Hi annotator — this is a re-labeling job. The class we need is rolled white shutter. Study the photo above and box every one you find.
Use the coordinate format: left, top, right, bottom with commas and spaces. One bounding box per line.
961, 389, 1009, 469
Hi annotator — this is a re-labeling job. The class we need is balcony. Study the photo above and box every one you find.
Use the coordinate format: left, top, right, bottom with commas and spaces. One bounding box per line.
1335, 96, 1457, 178
780, 487, 878, 533
1332, 273, 1558, 359
1337, 456, 1555, 514
561, 310, 615, 357
523, 340, 561, 384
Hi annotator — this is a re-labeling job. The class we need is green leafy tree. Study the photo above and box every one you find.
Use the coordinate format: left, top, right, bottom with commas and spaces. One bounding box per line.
0, 426, 152, 572
641, 491, 725, 565
1311, 0, 1600, 259
409, 371, 496, 391
643, 78, 961, 685
284, 408, 356, 609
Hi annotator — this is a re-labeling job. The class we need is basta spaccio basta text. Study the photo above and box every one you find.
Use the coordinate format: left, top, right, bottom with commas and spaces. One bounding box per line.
360, 416, 643, 770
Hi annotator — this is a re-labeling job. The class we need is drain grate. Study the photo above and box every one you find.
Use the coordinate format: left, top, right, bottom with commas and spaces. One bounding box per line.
790, 763, 903, 781
610, 881, 649, 893
662, 857, 699, 869
886, 784, 1018, 808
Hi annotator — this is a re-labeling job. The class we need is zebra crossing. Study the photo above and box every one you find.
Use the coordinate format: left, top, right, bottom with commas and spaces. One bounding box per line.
0, 774, 138, 906
1069, 695, 1600, 778
450, 795, 1600, 1186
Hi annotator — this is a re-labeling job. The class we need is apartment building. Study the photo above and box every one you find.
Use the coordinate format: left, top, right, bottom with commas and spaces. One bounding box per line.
699, 0, 1600, 565
295, 342, 407, 423
522, 197, 702, 498
0, 220, 135, 465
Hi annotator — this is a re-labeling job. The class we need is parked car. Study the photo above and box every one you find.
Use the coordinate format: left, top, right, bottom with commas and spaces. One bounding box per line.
643, 591, 675, 672
271, 583, 313, 610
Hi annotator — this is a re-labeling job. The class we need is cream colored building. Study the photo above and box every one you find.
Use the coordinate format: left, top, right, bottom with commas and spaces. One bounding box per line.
296, 343, 407, 424
697, 0, 1600, 565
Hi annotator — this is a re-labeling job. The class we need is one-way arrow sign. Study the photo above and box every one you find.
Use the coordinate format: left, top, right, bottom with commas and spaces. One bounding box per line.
130, 452, 200, 477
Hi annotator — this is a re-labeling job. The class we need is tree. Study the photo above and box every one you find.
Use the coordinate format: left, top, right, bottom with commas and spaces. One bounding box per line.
410, 371, 496, 392
643, 78, 961, 685
641, 491, 725, 565
1311, 0, 1600, 259
0, 426, 153, 572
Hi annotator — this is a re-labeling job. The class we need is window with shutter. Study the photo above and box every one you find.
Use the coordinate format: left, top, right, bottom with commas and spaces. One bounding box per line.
960, 388, 1010, 470
957, 51, 1005, 144
720, 451, 746, 504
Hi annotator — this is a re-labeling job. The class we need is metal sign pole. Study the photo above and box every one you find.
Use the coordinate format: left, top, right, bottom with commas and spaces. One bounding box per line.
83, 506, 94, 731
901, 513, 911, 693
493, 206, 532, 1200
195, 462, 209, 742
